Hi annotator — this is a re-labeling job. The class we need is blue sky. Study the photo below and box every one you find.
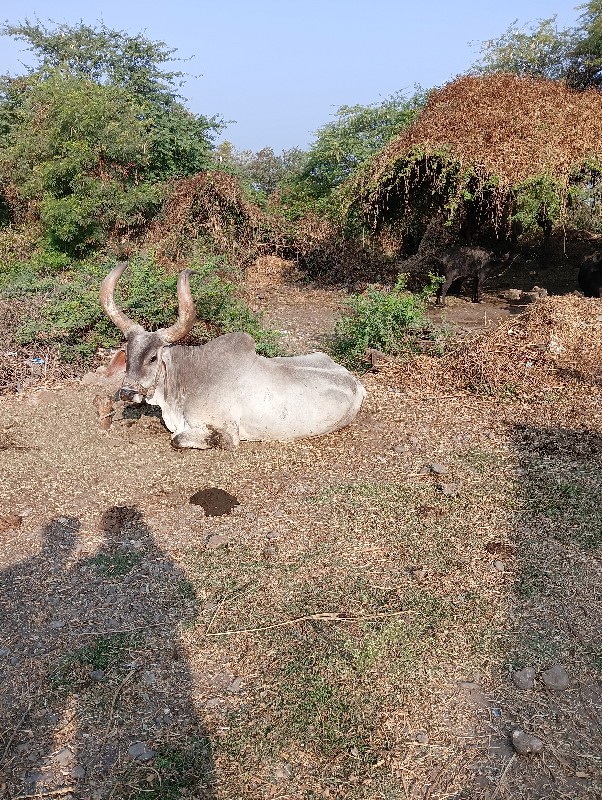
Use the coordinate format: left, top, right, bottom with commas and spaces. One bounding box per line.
0, 1, 580, 153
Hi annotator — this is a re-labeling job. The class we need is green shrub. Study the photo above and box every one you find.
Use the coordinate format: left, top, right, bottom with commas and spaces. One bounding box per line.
5, 254, 280, 363
331, 273, 443, 368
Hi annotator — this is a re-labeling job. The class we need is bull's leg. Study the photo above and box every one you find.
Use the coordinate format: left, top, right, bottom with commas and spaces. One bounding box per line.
437, 274, 456, 306
171, 427, 212, 449
207, 421, 240, 451
171, 421, 240, 450
473, 272, 485, 302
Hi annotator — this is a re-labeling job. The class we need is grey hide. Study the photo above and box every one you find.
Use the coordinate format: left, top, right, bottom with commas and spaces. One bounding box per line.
100, 264, 365, 450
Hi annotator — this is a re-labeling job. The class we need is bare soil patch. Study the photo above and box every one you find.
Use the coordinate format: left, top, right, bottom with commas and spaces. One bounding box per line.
0, 280, 600, 800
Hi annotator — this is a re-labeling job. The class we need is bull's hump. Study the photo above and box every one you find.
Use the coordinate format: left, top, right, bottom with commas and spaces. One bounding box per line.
204, 332, 257, 356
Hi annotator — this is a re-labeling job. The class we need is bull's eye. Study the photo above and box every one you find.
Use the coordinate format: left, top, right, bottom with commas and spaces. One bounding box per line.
147, 355, 157, 365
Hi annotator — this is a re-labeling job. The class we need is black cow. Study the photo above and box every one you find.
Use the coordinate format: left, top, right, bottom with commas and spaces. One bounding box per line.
434, 246, 508, 306
578, 251, 602, 298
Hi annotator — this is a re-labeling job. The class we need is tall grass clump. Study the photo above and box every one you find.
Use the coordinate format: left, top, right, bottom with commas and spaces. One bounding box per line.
331, 273, 443, 368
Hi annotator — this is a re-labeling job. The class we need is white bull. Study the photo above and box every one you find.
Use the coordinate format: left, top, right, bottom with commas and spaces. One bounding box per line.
100, 263, 366, 449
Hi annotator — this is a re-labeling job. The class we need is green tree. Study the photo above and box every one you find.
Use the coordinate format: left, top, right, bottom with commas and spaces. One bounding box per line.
0, 20, 225, 250
0, 69, 161, 251
1, 20, 223, 180
2, 19, 183, 101
471, 17, 574, 80
568, 1, 602, 88
282, 90, 426, 216
216, 142, 307, 199
470, 2, 602, 89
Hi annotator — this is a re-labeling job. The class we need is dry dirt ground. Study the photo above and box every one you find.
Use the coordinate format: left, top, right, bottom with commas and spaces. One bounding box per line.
0, 266, 601, 800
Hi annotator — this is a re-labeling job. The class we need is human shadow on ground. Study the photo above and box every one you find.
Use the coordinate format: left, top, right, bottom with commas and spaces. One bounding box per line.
0, 508, 215, 799
481, 425, 602, 799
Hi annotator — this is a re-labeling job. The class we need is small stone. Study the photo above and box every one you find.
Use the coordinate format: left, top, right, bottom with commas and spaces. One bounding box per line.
430, 463, 448, 475
391, 443, 409, 453
262, 544, 278, 559
365, 347, 387, 366
0, 514, 22, 533
128, 742, 155, 762
206, 698, 222, 708
493, 560, 505, 572
71, 766, 86, 779
541, 664, 570, 691
415, 731, 429, 744
90, 669, 106, 681
511, 729, 544, 755
227, 677, 243, 693
49, 619, 66, 629
141, 671, 156, 686
409, 565, 428, 580
439, 482, 460, 496
53, 747, 73, 767
206, 534, 228, 550
512, 666, 536, 690
521, 291, 540, 304
274, 763, 293, 780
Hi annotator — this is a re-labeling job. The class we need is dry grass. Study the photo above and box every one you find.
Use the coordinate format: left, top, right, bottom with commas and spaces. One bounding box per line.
436, 293, 602, 398
144, 172, 291, 269
369, 75, 602, 191
0, 293, 600, 799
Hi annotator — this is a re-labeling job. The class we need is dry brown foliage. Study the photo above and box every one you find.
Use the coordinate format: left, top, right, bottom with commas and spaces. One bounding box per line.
352, 74, 602, 233
436, 294, 602, 397
0, 299, 78, 395
145, 172, 292, 268
373, 74, 602, 189
290, 214, 394, 285
245, 255, 303, 288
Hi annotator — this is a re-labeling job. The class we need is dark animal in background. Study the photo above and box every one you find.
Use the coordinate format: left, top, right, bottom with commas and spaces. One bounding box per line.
578, 251, 602, 298
434, 246, 509, 306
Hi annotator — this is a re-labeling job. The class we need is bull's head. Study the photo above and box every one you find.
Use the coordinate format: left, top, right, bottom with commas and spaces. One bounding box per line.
100, 262, 197, 403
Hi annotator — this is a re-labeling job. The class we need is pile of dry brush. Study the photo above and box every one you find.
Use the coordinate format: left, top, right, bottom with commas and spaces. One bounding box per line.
145, 172, 292, 268
351, 74, 602, 233
438, 294, 602, 398
146, 172, 389, 285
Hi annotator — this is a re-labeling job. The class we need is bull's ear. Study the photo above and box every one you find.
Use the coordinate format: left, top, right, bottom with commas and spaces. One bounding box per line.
106, 349, 127, 376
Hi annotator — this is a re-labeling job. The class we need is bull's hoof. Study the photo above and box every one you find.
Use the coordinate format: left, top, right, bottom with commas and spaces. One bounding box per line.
171, 422, 240, 450
207, 422, 240, 451
170, 431, 210, 450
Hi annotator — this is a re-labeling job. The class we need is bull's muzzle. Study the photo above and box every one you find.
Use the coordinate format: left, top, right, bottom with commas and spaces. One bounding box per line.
119, 386, 144, 403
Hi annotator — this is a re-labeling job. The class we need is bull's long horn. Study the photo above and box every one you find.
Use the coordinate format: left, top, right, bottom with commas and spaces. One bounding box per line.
99, 262, 140, 335
160, 268, 197, 343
